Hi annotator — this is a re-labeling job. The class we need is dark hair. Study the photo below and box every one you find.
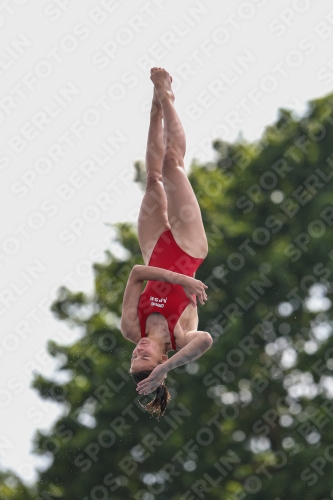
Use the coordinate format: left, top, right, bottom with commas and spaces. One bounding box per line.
130, 367, 171, 421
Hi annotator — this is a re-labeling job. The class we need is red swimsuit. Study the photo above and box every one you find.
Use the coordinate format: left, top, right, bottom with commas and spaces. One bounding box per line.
137, 229, 204, 351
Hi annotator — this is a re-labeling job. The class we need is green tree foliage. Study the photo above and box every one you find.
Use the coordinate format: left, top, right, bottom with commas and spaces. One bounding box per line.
2, 93, 333, 499
0, 470, 36, 500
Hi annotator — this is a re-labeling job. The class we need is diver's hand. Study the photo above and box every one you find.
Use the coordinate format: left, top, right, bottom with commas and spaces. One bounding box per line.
182, 276, 208, 306
136, 364, 168, 395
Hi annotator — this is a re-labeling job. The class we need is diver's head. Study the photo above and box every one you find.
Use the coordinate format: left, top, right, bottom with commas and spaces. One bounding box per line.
130, 337, 167, 372
129, 338, 171, 420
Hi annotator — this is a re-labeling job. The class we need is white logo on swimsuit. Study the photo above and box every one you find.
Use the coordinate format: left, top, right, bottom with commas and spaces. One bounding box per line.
150, 296, 167, 308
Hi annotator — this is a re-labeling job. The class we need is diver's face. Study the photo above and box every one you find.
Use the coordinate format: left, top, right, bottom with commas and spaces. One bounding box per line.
131, 338, 164, 372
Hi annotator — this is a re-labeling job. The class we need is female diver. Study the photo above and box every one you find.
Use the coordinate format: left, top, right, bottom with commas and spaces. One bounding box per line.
120, 67, 213, 419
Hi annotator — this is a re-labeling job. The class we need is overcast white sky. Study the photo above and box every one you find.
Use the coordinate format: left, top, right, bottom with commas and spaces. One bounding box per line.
1, 0, 333, 486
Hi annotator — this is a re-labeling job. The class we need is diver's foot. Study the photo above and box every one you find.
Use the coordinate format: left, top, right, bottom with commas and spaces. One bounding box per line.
150, 67, 175, 104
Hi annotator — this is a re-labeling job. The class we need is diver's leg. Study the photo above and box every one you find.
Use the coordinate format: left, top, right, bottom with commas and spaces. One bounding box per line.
138, 85, 170, 265
151, 67, 208, 259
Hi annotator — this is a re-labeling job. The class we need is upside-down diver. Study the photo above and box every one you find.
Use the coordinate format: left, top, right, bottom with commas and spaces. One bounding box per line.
120, 67, 213, 420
